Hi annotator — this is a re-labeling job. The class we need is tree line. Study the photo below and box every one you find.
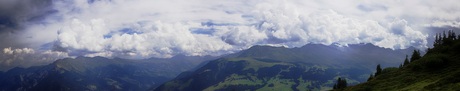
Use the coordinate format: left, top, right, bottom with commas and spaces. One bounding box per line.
335, 30, 459, 90
368, 30, 460, 81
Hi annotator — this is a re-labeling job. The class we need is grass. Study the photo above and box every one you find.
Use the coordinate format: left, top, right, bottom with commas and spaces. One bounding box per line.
203, 74, 264, 91
255, 78, 296, 91
224, 58, 292, 71
296, 77, 312, 91
160, 79, 193, 91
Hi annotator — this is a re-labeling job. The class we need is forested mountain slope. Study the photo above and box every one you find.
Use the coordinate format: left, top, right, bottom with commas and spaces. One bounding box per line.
345, 31, 460, 91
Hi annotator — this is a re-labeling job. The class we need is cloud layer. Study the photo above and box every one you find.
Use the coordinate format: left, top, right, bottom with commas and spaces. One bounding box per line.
3, 0, 460, 60
1, 47, 68, 71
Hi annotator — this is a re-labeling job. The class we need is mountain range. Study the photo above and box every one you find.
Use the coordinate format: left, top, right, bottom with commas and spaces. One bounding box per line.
0, 43, 419, 91
0, 55, 216, 91
153, 43, 415, 91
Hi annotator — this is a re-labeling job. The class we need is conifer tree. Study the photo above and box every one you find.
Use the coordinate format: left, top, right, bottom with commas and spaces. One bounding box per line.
403, 55, 410, 66
333, 84, 337, 89
375, 64, 382, 76
340, 78, 347, 88
334, 77, 348, 89
434, 33, 441, 47
443, 31, 447, 39
451, 30, 456, 40
410, 50, 421, 62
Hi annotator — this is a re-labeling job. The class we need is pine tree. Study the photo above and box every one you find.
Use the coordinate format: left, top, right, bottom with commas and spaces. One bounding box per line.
334, 77, 348, 89
334, 78, 341, 89
341, 78, 347, 88
410, 50, 421, 62
434, 33, 441, 47
447, 30, 456, 40
403, 55, 410, 66
375, 64, 382, 76
443, 31, 447, 39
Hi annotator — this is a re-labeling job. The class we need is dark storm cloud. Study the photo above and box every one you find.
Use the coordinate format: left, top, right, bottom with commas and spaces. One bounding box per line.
0, 0, 55, 49
0, 0, 54, 28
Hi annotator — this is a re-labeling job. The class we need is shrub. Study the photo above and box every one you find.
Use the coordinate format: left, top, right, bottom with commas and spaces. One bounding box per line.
381, 67, 398, 74
421, 54, 449, 70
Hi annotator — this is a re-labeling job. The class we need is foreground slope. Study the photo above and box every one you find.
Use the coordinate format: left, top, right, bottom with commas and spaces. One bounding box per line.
155, 44, 414, 91
346, 32, 460, 91
0, 56, 214, 91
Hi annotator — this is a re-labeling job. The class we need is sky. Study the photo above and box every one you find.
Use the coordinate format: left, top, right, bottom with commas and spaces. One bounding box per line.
0, 0, 459, 70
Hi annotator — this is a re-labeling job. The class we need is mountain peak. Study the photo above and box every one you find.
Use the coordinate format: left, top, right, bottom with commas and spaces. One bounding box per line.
237, 45, 295, 59
246, 45, 287, 50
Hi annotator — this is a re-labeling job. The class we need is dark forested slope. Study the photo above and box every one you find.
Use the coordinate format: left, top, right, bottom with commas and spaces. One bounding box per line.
345, 30, 460, 91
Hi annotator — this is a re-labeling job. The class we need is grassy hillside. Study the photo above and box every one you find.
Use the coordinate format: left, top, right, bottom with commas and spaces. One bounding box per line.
345, 31, 460, 91
155, 58, 368, 91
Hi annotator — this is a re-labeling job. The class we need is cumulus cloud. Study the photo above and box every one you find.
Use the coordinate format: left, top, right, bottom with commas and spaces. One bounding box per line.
0, 47, 68, 71
3, 47, 34, 55
56, 19, 234, 58
2, 0, 459, 60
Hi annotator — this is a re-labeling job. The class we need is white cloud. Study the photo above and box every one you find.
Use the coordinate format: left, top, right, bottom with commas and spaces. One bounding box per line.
0, 47, 68, 71
56, 19, 235, 58
11, 0, 459, 59
3, 47, 35, 55
425, 21, 460, 28
84, 51, 113, 58
57, 19, 109, 51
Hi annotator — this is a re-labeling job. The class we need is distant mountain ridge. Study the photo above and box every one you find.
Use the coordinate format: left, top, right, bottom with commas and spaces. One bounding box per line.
0, 55, 217, 91
228, 43, 416, 69
154, 43, 416, 91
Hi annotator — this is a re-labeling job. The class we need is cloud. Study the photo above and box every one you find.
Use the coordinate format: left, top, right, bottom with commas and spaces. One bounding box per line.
56, 19, 234, 58
246, 1, 428, 49
0, 0, 55, 49
0, 0, 53, 27
57, 19, 109, 52
1, 0, 459, 60
425, 21, 460, 28
3, 47, 35, 54
0, 47, 68, 71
